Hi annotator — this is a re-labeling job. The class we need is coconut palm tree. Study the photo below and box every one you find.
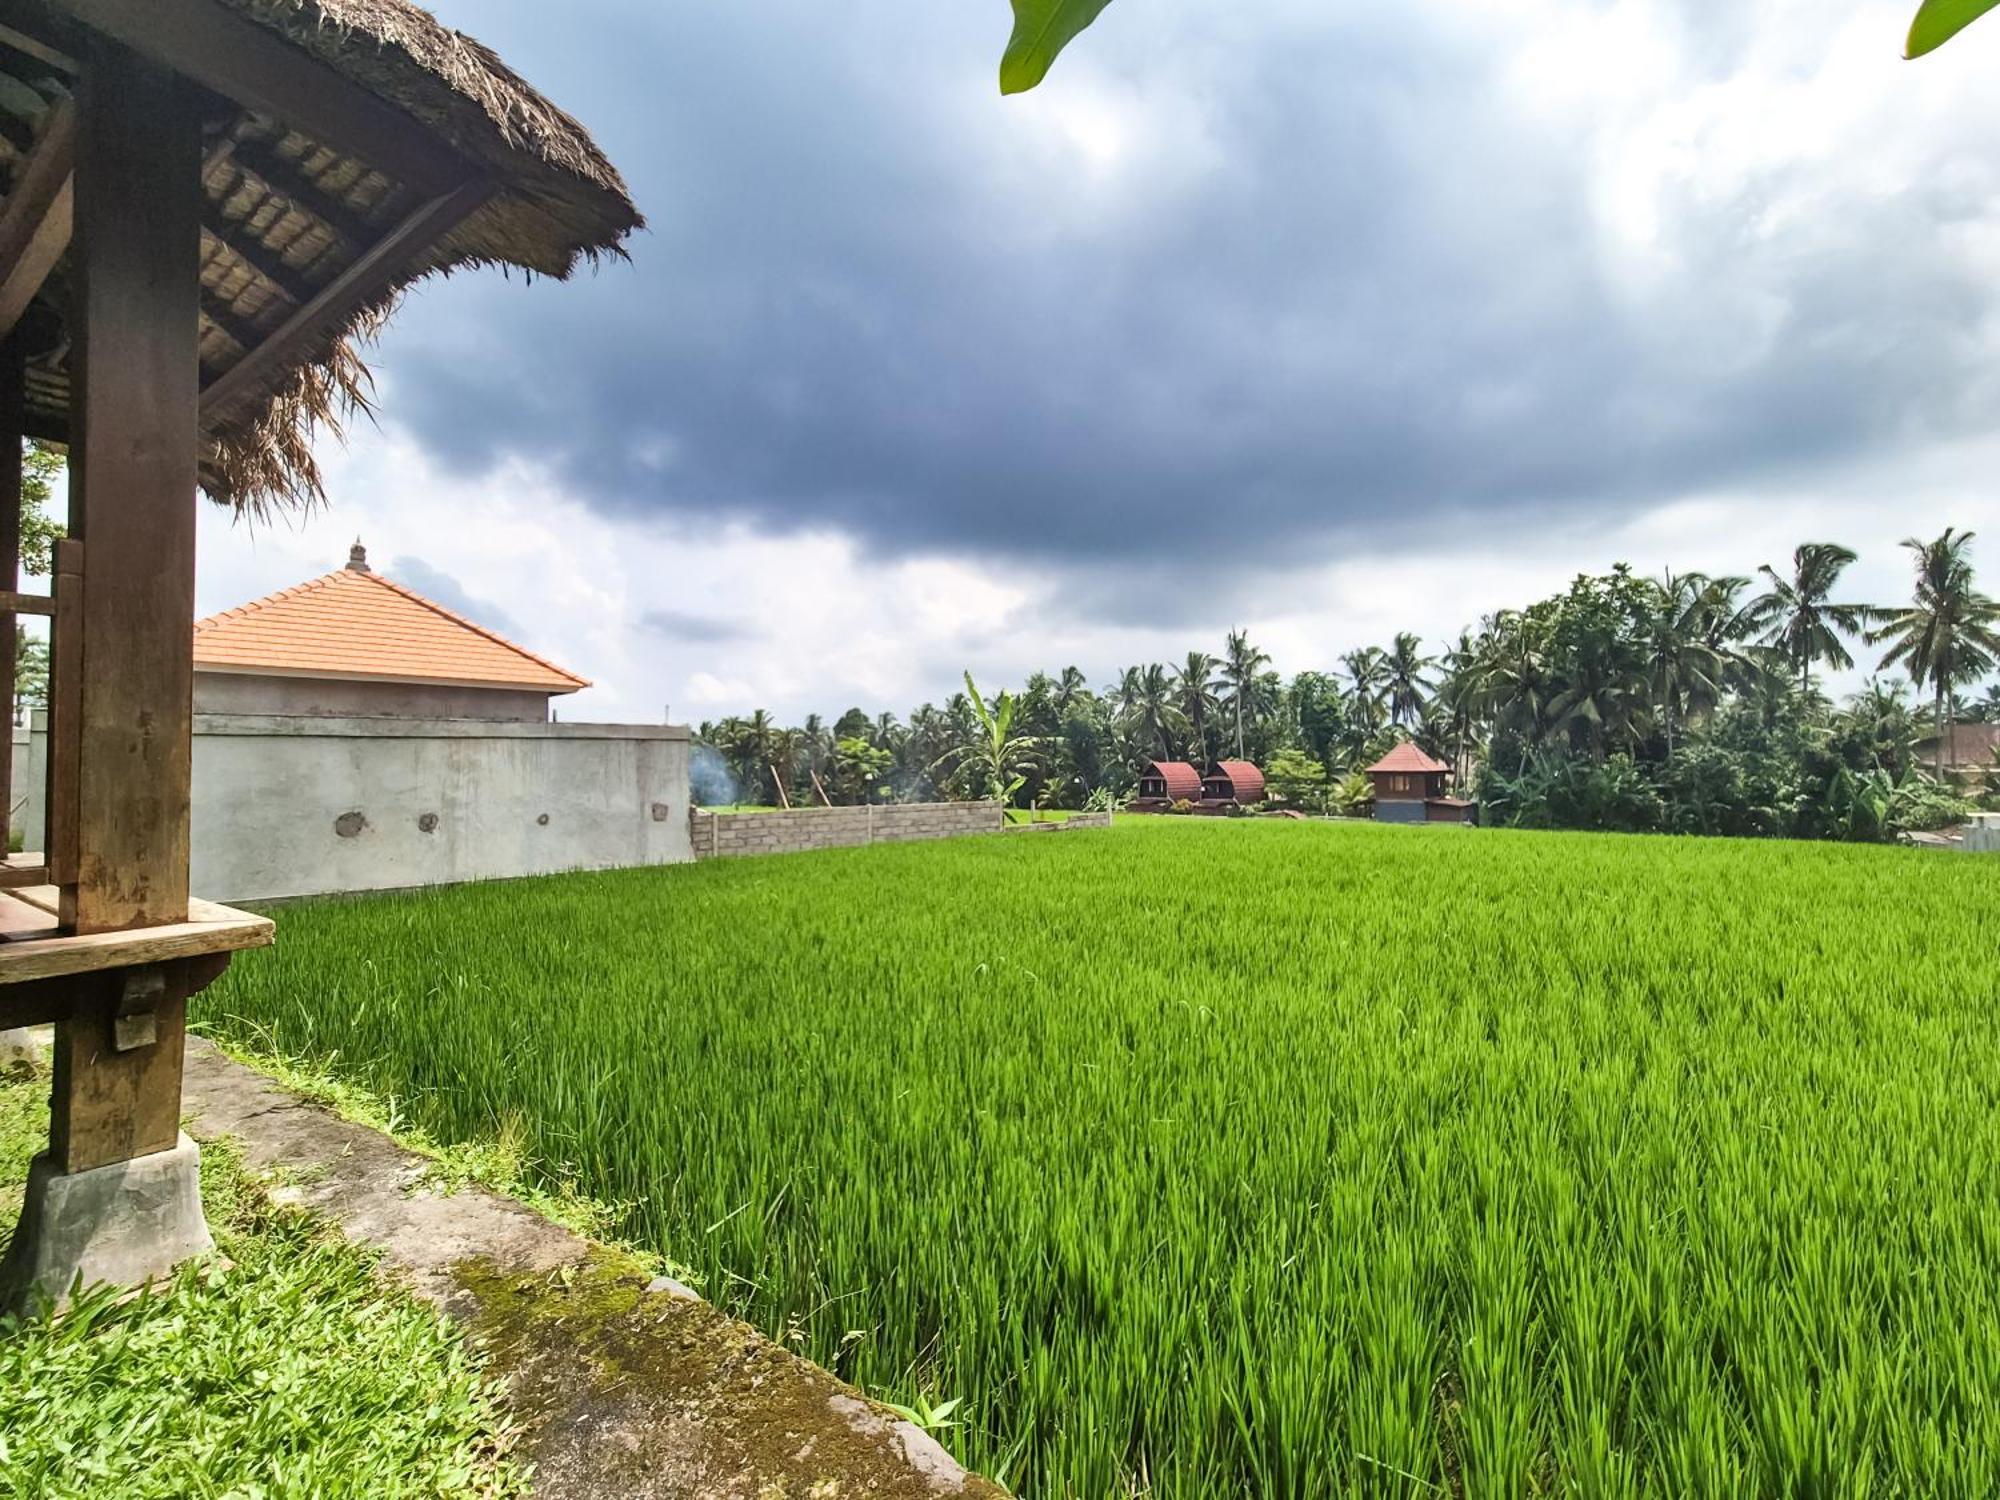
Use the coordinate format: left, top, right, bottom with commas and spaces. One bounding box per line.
1219, 629, 1272, 758
1118, 663, 1186, 762
1173, 651, 1221, 764
1746, 543, 1870, 697
1646, 572, 1734, 754
1383, 632, 1434, 727
1868, 528, 2000, 775
1340, 647, 1389, 732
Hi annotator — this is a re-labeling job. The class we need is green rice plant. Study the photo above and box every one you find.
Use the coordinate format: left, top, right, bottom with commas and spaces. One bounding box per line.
197, 820, 2000, 1496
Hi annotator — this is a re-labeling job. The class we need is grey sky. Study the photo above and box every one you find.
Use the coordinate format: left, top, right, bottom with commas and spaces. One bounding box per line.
193, 0, 2000, 720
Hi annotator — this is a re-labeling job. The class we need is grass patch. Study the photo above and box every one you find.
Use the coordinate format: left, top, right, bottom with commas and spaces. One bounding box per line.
196, 819, 2000, 1495
0, 1075, 526, 1499
201, 1033, 691, 1287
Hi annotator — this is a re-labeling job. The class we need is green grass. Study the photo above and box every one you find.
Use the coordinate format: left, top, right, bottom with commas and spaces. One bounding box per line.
0, 1075, 525, 1499
197, 820, 2000, 1496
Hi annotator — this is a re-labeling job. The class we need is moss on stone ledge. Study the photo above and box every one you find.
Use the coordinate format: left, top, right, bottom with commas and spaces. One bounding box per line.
454, 1251, 1006, 1499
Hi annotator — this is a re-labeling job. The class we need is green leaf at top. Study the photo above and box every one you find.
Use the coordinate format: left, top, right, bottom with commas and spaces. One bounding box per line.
1908, 0, 2000, 57
1000, 0, 1116, 94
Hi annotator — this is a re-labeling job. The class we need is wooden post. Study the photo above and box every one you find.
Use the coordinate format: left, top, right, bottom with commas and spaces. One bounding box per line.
61, 40, 201, 936
0, 344, 20, 854
48, 40, 203, 1173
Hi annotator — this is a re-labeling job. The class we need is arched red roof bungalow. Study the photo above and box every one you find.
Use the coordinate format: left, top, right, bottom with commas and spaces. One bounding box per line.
1135, 760, 1203, 805
1202, 761, 1267, 805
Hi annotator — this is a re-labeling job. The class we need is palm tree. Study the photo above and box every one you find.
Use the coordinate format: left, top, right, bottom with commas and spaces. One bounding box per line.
1340, 647, 1389, 732
1219, 629, 1272, 758
1118, 663, 1186, 761
1054, 666, 1089, 717
1173, 651, 1221, 764
1868, 528, 2000, 775
1646, 572, 1731, 754
1383, 632, 1434, 727
1746, 543, 1870, 697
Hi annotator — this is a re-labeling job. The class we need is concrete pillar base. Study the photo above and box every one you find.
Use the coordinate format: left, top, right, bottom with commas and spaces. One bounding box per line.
0, 1133, 213, 1315
0, 1026, 41, 1079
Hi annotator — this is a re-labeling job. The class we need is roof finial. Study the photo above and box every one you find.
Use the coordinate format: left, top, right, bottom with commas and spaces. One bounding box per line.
346, 538, 370, 573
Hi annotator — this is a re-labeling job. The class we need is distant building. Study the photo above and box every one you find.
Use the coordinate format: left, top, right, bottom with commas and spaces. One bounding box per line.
193, 542, 588, 723
1366, 742, 1473, 824
1133, 760, 1203, 811
1913, 722, 2000, 780
1201, 760, 1266, 808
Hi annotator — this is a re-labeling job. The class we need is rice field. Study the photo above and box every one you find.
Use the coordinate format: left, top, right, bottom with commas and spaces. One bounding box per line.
196, 819, 2000, 1497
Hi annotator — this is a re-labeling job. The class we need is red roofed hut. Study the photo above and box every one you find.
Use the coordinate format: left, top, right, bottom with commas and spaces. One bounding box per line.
1367, 742, 1473, 824
1201, 760, 1266, 809
1132, 760, 1202, 812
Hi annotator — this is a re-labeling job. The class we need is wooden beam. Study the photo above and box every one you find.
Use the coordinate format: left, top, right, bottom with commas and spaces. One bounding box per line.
52, 0, 467, 193
0, 19, 76, 74
62, 41, 201, 934
201, 208, 314, 306
198, 288, 266, 358
0, 95, 71, 342
0, 589, 51, 617
201, 177, 489, 424
227, 135, 387, 251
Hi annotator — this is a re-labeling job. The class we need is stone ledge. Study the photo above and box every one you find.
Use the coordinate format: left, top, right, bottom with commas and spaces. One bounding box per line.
181, 1040, 1008, 1500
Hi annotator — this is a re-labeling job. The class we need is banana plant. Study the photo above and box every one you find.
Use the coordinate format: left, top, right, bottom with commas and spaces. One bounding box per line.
999, 1, 1993, 94
1908, 0, 2000, 56
1000, 0, 1114, 92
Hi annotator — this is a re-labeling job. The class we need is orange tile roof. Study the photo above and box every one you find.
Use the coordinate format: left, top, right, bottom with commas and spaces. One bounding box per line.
194, 565, 588, 694
1367, 741, 1450, 775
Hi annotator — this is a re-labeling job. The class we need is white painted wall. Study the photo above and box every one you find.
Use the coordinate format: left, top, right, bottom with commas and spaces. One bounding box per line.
194, 670, 556, 723
9, 713, 691, 900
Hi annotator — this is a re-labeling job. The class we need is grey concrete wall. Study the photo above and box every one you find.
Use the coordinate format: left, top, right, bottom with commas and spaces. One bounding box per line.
194, 670, 556, 723
191, 715, 692, 902
9, 711, 43, 851
1004, 811, 1113, 834
690, 801, 1001, 860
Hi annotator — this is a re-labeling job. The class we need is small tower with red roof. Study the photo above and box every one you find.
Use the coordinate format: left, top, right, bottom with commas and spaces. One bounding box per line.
1365, 742, 1473, 824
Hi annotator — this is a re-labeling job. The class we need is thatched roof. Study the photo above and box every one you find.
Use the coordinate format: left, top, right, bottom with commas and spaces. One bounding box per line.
0, 0, 643, 511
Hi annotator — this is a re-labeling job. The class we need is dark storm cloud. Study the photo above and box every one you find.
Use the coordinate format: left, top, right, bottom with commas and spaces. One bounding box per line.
639, 608, 756, 644
376, 0, 2000, 618
387, 555, 521, 637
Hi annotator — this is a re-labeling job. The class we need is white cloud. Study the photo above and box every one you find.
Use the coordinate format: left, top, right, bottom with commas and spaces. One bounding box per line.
187, 0, 2000, 723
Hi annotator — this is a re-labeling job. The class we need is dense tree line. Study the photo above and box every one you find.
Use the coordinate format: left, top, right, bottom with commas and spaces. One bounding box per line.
697, 530, 2000, 841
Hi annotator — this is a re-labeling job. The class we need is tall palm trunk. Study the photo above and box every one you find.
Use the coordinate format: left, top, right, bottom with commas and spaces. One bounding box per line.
1937, 685, 1949, 779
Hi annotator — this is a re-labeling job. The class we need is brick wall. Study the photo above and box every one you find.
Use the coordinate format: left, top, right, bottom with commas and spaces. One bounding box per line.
1003, 811, 1114, 834
690, 801, 1002, 860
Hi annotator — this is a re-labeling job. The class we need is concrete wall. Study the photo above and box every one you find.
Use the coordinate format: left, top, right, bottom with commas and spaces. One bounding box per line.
10, 714, 692, 899
690, 801, 1001, 860
9, 711, 42, 851
192, 715, 692, 901
1967, 814, 2000, 853
1004, 811, 1114, 834
194, 670, 555, 723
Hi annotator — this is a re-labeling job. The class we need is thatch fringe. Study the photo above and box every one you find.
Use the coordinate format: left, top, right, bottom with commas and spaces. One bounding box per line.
193, 0, 643, 513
